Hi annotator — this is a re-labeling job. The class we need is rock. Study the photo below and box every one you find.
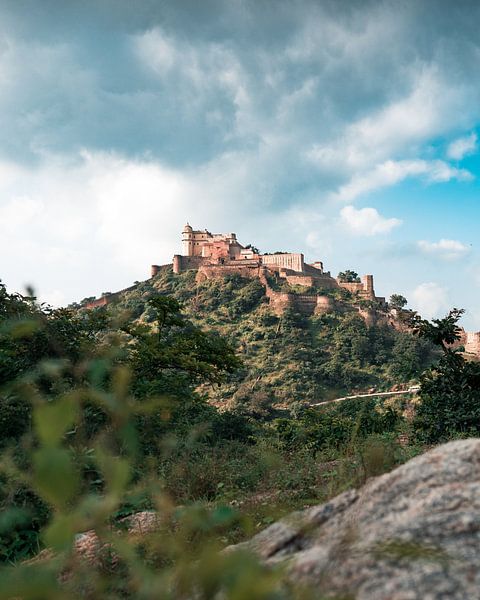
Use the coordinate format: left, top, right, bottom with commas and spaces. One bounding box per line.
229, 439, 480, 599
72, 511, 160, 568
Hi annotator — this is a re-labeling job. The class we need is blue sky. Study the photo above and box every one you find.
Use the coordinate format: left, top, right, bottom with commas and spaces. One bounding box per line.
0, 0, 479, 328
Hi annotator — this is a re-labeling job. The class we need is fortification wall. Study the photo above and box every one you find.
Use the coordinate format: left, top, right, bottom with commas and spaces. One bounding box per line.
338, 281, 363, 294
265, 290, 293, 315
173, 255, 207, 274
285, 275, 315, 287
448, 329, 480, 359
305, 262, 324, 274
196, 263, 262, 282
293, 294, 318, 314
261, 253, 304, 273
264, 281, 336, 316
293, 274, 339, 289
465, 332, 480, 356
151, 263, 172, 277
84, 282, 139, 310
85, 296, 110, 309
315, 295, 335, 315
337, 275, 375, 299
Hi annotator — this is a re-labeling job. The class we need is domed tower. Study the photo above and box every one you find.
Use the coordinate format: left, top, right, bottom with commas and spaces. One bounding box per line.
182, 223, 194, 256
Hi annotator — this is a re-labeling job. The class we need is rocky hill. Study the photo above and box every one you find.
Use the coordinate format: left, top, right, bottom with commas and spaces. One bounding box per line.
80, 265, 435, 410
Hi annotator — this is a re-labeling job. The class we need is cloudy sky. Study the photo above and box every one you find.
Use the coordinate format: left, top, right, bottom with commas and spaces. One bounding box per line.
1, 0, 479, 327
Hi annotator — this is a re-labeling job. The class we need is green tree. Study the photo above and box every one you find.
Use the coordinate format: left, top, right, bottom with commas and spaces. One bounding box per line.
129, 296, 241, 399
389, 294, 408, 310
412, 308, 480, 442
408, 308, 464, 352
388, 333, 433, 380
337, 270, 361, 283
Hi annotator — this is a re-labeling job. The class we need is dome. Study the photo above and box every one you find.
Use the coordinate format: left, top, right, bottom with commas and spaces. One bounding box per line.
183, 223, 193, 233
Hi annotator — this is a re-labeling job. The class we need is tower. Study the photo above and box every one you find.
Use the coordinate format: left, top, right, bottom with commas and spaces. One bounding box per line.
182, 223, 194, 256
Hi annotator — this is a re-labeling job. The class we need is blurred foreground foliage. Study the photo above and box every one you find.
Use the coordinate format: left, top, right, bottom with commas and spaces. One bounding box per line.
0, 282, 405, 599
0, 282, 300, 598
3, 279, 472, 598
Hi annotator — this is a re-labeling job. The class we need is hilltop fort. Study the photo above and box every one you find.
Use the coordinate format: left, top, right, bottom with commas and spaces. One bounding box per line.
85, 224, 480, 359
151, 224, 384, 319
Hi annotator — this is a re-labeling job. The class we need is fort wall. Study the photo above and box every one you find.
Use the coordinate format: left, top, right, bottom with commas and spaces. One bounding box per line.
465, 332, 480, 355
196, 263, 263, 282
337, 275, 375, 299
285, 273, 338, 289
83, 282, 139, 309
261, 253, 304, 273
173, 255, 207, 274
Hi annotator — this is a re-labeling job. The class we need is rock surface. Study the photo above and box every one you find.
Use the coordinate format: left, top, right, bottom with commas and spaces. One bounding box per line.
230, 439, 480, 599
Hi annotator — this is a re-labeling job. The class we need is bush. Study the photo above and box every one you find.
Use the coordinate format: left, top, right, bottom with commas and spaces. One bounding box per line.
414, 353, 480, 442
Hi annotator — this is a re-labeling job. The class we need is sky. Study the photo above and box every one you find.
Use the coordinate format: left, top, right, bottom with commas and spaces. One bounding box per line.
0, 0, 479, 328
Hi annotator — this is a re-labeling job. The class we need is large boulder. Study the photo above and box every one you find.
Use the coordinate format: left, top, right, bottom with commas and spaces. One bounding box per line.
230, 439, 480, 599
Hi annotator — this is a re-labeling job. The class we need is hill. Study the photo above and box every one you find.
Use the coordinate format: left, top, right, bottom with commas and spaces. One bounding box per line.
83, 265, 435, 411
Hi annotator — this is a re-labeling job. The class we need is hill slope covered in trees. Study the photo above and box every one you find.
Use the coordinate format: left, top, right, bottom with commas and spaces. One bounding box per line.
95, 267, 435, 412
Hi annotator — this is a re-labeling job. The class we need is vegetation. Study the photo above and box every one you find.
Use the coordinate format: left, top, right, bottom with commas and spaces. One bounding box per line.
388, 294, 408, 310
0, 273, 478, 598
410, 308, 480, 442
337, 270, 361, 283
107, 268, 435, 408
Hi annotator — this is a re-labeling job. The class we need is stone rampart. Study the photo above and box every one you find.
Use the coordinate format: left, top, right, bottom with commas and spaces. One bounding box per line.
465, 332, 480, 356
285, 275, 316, 287
261, 253, 304, 273
84, 282, 139, 310
337, 275, 375, 299
264, 281, 336, 316
173, 255, 207, 274
85, 296, 110, 309
315, 295, 335, 315
196, 263, 262, 283
286, 273, 339, 289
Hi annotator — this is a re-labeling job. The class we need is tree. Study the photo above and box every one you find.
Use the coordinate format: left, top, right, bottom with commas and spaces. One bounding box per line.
389, 294, 408, 311
0, 281, 109, 446
337, 270, 361, 283
412, 308, 480, 442
127, 295, 241, 400
408, 308, 464, 352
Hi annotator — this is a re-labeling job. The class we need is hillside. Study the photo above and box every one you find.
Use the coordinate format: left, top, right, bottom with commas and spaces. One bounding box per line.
84, 266, 435, 411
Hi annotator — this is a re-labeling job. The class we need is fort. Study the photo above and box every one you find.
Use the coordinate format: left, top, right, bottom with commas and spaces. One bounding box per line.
154, 224, 385, 318
84, 223, 480, 360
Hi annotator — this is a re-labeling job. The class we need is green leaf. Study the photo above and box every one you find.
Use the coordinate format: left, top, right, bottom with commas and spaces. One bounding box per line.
43, 514, 76, 551
33, 448, 78, 508
95, 450, 131, 495
34, 397, 78, 447
2, 318, 40, 338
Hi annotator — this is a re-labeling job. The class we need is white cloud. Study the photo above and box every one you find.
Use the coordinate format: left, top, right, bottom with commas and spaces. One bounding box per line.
417, 239, 471, 260
41, 289, 67, 308
340, 205, 402, 235
411, 282, 449, 320
0, 153, 192, 303
132, 28, 254, 137
133, 29, 176, 74
306, 66, 475, 202
332, 159, 472, 202
0, 149, 283, 304
447, 132, 478, 160
308, 68, 470, 173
